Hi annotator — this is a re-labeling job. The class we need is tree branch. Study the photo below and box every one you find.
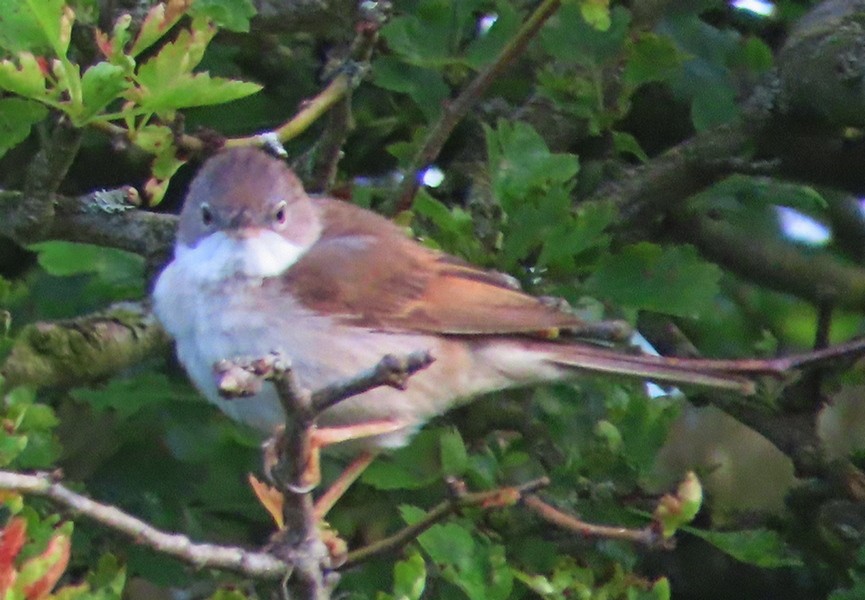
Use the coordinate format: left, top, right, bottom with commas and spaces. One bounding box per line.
341, 477, 551, 568
0, 470, 291, 579
1, 301, 170, 390
394, 0, 563, 211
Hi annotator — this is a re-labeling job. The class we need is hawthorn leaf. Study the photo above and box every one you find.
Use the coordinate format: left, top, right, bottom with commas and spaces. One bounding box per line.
0, 52, 48, 98
190, 0, 256, 32
0, 98, 47, 158
585, 243, 722, 318
78, 62, 129, 121
687, 527, 803, 568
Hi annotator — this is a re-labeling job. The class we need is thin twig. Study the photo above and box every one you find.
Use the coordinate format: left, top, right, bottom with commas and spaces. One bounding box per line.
312, 351, 435, 414
341, 477, 550, 568
393, 0, 563, 211
0, 471, 290, 579
225, 74, 353, 149
522, 494, 669, 548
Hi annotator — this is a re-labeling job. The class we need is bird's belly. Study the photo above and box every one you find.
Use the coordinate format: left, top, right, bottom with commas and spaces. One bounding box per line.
159, 277, 516, 446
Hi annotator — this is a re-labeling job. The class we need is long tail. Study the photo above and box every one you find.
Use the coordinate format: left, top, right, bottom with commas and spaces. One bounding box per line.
534, 337, 865, 395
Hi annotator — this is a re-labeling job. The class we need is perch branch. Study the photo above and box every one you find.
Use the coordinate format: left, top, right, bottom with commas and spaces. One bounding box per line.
214, 350, 435, 599
0, 470, 290, 579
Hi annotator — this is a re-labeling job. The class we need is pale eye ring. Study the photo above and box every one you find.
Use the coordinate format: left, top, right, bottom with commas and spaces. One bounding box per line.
274, 201, 288, 225
201, 203, 213, 226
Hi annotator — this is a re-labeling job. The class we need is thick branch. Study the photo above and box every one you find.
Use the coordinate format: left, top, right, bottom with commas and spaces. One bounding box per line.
0, 189, 176, 266
671, 212, 865, 310
0, 470, 290, 579
1, 302, 170, 390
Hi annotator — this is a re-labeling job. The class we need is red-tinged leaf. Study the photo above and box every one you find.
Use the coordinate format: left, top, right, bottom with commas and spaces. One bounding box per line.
0, 518, 27, 595
0, 518, 27, 566
248, 474, 284, 529
130, 0, 194, 57
94, 29, 112, 57
21, 533, 71, 600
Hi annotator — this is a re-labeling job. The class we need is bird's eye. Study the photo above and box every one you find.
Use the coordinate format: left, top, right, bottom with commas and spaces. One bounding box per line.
274, 201, 287, 225
201, 203, 213, 226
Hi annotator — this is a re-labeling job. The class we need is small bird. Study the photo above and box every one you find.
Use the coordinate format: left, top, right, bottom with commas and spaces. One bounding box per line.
153, 148, 756, 450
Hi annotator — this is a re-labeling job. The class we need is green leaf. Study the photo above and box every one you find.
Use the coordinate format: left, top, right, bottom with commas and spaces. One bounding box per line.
0, 0, 66, 54
691, 81, 738, 131
28, 241, 145, 300
30, 241, 143, 279
129, 3, 190, 57
86, 554, 127, 597
380, 0, 483, 68
541, 3, 629, 64
77, 62, 129, 122
439, 428, 468, 477
485, 120, 579, 208
580, 0, 611, 30
373, 57, 449, 122
362, 429, 443, 490
133, 22, 261, 114
464, 2, 520, 69
191, 0, 257, 33
71, 373, 187, 420
137, 71, 262, 113
737, 36, 773, 72
0, 98, 47, 158
0, 52, 48, 98
585, 243, 722, 318
611, 131, 648, 162
402, 506, 513, 600
392, 551, 427, 600
623, 33, 683, 88
536, 202, 614, 273
687, 527, 804, 568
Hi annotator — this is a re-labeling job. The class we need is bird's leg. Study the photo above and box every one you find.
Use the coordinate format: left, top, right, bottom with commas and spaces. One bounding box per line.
314, 451, 378, 520
299, 419, 406, 492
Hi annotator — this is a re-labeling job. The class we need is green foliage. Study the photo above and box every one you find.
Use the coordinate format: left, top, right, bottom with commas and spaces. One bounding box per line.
1, 0, 861, 599
402, 505, 513, 600
0, 0, 260, 201
586, 243, 722, 318
687, 527, 804, 568
514, 558, 671, 600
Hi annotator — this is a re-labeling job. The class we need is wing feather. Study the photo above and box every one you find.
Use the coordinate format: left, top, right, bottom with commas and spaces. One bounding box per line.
279, 198, 583, 335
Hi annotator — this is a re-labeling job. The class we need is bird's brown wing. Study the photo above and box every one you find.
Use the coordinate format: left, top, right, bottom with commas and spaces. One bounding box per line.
279, 198, 583, 336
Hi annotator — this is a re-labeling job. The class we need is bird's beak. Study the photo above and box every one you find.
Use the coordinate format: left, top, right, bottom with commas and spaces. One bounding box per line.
228, 227, 262, 240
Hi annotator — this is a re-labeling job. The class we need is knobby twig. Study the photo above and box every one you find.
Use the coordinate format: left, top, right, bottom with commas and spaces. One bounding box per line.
393, 0, 563, 211
312, 351, 435, 414
214, 350, 436, 599
0, 471, 290, 580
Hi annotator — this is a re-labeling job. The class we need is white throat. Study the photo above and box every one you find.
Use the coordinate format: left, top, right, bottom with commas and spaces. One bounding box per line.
174, 230, 305, 283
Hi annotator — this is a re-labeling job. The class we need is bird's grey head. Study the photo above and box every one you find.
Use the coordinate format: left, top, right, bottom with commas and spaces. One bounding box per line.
174, 148, 322, 281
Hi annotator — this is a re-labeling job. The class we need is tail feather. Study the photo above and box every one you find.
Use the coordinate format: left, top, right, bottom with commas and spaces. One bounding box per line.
541, 343, 758, 395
